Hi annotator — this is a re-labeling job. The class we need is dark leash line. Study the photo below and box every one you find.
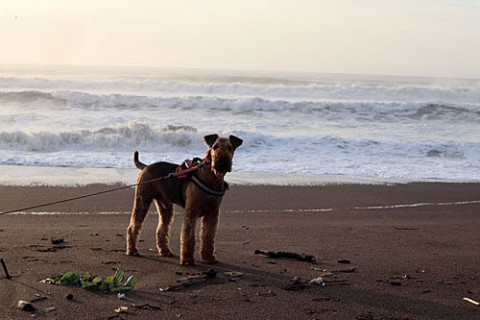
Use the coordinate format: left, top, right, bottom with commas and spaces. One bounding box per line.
0, 162, 207, 216
0, 183, 136, 216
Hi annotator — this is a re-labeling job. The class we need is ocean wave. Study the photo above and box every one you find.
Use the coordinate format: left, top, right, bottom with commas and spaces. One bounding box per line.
1, 124, 475, 162
2, 75, 480, 103
2, 69, 480, 182
0, 123, 200, 152
1, 127, 479, 182
1, 90, 479, 122
0, 129, 480, 181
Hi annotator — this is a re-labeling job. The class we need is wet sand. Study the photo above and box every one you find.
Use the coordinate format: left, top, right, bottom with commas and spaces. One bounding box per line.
0, 183, 479, 319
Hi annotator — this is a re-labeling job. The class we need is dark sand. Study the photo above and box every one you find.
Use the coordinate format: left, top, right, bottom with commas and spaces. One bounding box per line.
0, 183, 479, 319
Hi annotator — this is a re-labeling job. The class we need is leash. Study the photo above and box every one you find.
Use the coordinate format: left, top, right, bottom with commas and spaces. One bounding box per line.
0, 161, 210, 216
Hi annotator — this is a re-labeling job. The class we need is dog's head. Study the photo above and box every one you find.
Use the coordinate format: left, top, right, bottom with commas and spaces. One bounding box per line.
204, 134, 243, 178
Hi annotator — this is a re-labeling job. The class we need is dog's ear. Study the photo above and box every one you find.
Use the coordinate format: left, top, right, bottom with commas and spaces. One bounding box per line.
204, 134, 219, 147
229, 135, 243, 150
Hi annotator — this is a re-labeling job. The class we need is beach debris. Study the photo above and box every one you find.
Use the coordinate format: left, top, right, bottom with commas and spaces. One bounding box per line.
337, 259, 351, 264
224, 271, 244, 278
283, 276, 309, 291
115, 306, 129, 314
309, 276, 326, 286
117, 293, 126, 300
1, 257, 11, 279
284, 276, 327, 291
17, 300, 35, 312
318, 271, 334, 277
41, 267, 138, 292
254, 249, 317, 264
160, 269, 218, 292
112, 306, 129, 316
51, 237, 64, 245
311, 266, 356, 274
46, 306, 57, 312
463, 297, 480, 306
30, 295, 48, 303
65, 293, 74, 300
131, 303, 162, 310
224, 271, 245, 282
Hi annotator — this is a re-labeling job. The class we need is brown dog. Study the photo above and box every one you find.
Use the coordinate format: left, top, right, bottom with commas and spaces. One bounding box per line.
126, 134, 242, 265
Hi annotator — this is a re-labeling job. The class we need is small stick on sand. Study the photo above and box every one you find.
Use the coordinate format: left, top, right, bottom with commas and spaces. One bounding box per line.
1, 258, 11, 279
463, 297, 480, 306
160, 269, 218, 292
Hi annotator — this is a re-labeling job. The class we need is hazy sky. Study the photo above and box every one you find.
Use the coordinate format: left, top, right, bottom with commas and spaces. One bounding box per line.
1, 0, 480, 78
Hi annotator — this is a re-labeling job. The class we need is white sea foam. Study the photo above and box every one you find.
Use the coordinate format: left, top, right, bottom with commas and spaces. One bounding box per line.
1, 66, 479, 185
0, 165, 408, 187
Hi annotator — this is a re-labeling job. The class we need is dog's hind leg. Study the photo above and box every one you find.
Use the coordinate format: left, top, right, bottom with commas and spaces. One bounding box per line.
126, 191, 152, 256
154, 200, 174, 257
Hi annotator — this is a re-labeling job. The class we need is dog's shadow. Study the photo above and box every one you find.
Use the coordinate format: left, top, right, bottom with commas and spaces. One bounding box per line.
125, 254, 480, 319
128, 252, 288, 287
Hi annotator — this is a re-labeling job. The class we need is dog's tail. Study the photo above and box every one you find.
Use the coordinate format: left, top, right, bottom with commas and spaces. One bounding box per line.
133, 151, 147, 170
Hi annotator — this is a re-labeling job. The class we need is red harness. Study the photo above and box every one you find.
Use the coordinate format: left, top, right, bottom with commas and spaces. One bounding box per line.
174, 151, 228, 197
175, 151, 211, 179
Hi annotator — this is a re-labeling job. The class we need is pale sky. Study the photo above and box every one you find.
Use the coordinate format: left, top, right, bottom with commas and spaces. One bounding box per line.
1, 0, 480, 78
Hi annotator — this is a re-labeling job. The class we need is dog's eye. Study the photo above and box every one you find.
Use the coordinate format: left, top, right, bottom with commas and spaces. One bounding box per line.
213, 145, 219, 150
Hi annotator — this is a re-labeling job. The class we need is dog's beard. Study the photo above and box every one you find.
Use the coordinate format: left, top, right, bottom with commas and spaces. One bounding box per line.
212, 157, 231, 177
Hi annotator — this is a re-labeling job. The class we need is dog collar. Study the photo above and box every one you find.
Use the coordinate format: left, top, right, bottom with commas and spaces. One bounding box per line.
191, 174, 229, 197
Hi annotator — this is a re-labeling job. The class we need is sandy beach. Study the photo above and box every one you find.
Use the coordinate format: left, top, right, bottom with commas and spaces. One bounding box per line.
1, 183, 479, 319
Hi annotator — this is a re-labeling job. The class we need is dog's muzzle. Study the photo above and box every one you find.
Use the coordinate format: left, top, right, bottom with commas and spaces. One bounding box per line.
213, 157, 232, 174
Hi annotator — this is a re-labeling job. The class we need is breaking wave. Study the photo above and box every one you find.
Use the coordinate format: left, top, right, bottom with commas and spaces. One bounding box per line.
1, 89, 479, 124
0, 123, 199, 152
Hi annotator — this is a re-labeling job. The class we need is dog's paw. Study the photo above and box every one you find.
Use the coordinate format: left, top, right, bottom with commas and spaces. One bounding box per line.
201, 251, 217, 264
126, 250, 140, 256
180, 259, 195, 266
160, 250, 174, 257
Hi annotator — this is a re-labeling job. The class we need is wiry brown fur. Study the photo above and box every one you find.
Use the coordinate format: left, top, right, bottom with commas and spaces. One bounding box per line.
126, 134, 242, 265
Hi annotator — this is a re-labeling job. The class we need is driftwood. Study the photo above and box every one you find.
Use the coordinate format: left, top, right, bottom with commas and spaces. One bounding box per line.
160, 269, 218, 292
311, 266, 356, 274
30, 296, 48, 303
254, 250, 317, 264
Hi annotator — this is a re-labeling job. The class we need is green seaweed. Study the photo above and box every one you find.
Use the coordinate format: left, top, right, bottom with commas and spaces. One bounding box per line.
42, 267, 137, 292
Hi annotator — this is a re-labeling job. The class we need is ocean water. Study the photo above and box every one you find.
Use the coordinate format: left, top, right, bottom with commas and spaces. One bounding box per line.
1, 65, 480, 185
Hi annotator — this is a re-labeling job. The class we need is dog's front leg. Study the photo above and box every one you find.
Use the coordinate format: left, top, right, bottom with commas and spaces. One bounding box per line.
201, 213, 219, 264
180, 211, 197, 265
